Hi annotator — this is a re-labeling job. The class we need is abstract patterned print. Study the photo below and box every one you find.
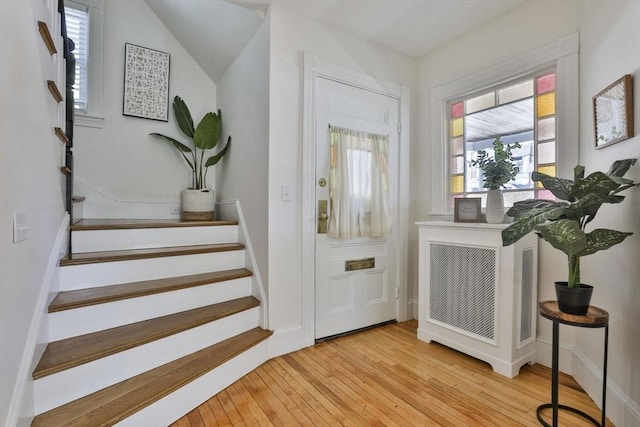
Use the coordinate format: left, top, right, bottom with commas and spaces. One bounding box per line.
123, 43, 170, 121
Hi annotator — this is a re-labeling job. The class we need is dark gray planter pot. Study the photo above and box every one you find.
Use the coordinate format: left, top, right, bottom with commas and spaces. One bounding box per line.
554, 281, 593, 315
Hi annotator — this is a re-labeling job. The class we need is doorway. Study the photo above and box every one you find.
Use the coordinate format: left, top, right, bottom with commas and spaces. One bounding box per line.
301, 54, 411, 345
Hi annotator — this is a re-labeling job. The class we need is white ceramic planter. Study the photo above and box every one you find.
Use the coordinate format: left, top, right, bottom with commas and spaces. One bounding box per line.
485, 189, 505, 224
181, 188, 215, 221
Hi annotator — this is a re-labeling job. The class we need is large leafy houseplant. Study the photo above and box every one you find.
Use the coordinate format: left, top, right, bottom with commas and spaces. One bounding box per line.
150, 96, 230, 190
468, 137, 521, 190
502, 159, 638, 296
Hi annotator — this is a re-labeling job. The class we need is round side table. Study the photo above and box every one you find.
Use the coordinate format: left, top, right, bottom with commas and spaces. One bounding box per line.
536, 301, 609, 427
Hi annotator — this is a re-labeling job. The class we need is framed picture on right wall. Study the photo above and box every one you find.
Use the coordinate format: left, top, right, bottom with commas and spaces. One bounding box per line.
593, 74, 634, 149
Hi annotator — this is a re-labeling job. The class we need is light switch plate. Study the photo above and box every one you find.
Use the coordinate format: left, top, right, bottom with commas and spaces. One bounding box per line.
13, 211, 28, 243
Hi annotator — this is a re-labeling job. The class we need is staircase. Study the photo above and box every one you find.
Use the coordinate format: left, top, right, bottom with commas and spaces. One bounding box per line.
31, 219, 271, 426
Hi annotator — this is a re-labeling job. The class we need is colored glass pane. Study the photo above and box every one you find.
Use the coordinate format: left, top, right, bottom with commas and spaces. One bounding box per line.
451, 156, 464, 174
538, 165, 556, 176
537, 73, 555, 93
536, 189, 555, 200
537, 117, 555, 141
451, 102, 464, 118
452, 175, 464, 193
452, 118, 464, 137
452, 137, 464, 155
536, 92, 555, 117
536, 165, 556, 187
498, 80, 533, 104
465, 92, 495, 114
537, 141, 556, 165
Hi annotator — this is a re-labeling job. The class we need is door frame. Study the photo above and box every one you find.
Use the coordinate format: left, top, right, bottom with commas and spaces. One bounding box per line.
301, 53, 411, 346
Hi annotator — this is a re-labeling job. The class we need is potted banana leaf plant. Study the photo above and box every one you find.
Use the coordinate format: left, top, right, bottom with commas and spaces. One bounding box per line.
150, 96, 230, 220
502, 158, 637, 314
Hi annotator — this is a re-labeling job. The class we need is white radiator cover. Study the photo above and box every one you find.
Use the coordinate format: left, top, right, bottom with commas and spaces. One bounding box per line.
416, 221, 538, 378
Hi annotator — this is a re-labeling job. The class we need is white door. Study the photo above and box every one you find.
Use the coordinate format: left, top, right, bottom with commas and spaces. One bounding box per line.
315, 77, 400, 339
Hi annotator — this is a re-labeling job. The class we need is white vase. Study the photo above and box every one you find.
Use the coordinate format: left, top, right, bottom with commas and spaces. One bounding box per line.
181, 188, 215, 221
485, 189, 505, 224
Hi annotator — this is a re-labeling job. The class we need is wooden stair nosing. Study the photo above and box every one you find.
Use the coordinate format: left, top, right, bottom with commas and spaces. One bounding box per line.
31, 327, 272, 427
59, 242, 245, 267
49, 268, 253, 313
70, 219, 238, 231
33, 296, 260, 379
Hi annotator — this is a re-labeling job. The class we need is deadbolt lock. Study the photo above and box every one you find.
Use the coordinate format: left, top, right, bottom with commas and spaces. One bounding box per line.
318, 178, 327, 187
317, 199, 328, 234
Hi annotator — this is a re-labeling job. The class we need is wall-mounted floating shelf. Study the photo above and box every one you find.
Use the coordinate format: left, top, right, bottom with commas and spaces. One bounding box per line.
38, 21, 57, 55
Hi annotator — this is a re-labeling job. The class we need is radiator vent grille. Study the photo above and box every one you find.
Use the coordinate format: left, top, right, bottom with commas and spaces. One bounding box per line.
429, 244, 496, 340
520, 248, 534, 343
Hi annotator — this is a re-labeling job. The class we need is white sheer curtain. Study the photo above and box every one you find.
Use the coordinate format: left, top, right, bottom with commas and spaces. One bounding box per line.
327, 126, 392, 239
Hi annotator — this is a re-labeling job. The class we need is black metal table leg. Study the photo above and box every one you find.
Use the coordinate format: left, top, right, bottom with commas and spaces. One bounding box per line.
536, 302, 609, 427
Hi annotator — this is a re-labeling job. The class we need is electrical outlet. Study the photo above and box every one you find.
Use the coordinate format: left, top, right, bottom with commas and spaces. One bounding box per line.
171, 207, 181, 215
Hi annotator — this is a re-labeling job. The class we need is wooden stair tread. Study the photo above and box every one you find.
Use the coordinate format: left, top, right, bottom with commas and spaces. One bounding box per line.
59, 243, 244, 266
34, 296, 260, 379
31, 327, 272, 427
71, 218, 237, 230
49, 268, 252, 312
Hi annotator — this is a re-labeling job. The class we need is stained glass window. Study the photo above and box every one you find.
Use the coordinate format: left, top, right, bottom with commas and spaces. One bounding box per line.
448, 70, 557, 206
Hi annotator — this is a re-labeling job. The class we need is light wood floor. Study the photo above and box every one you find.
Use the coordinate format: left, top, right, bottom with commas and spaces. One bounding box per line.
171, 321, 612, 426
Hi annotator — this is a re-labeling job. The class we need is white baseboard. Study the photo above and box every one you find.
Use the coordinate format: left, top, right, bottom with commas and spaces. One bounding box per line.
408, 298, 418, 320
573, 347, 640, 427
269, 324, 304, 358
5, 214, 69, 427
536, 337, 640, 427
534, 337, 575, 373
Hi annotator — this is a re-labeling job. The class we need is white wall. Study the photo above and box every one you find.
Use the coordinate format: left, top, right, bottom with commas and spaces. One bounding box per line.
414, 0, 579, 310
73, 0, 218, 219
0, 1, 67, 425
416, 0, 640, 424
217, 14, 270, 293
576, 1, 640, 423
267, 4, 417, 335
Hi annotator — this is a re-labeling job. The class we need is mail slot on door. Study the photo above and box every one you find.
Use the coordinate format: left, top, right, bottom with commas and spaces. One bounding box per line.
345, 257, 375, 271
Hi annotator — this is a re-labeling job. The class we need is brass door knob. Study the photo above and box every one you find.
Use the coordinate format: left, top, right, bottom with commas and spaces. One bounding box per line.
319, 212, 328, 221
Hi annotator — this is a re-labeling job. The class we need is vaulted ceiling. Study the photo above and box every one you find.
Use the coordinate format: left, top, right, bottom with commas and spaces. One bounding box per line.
146, 0, 526, 83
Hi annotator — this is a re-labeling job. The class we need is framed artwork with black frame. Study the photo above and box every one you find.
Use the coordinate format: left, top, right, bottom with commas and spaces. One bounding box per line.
454, 198, 482, 223
593, 74, 634, 149
123, 43, 170, 121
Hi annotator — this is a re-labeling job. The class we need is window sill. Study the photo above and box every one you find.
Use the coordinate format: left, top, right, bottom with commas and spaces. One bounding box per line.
75, 113, 104, 128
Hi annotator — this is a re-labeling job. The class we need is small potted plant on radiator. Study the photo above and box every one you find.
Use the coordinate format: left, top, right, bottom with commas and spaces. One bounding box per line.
501, 159, 637, 314
468, 137, 521, 224
150, 96, 231, 220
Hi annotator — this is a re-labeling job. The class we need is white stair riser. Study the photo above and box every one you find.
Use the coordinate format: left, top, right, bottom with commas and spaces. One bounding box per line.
35, 308, 260, 415
59, 251, 245, 290
114, 339, 270, 427
49, 277, 252, 341
72, 226, 239, 253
